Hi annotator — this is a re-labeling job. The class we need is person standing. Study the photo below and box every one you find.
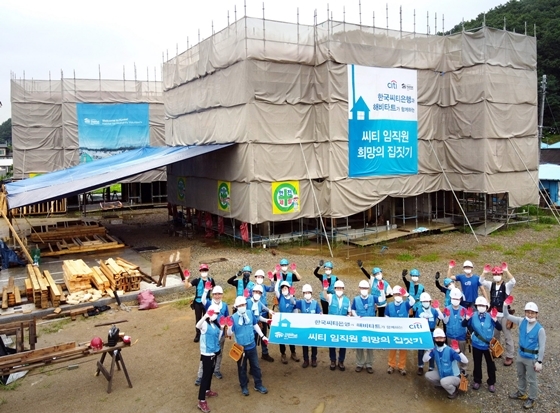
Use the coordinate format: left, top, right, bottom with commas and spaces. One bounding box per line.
434, 271, 456, 307
227, 265, 255, 297
402, 268, 425, 314
295, 283, 322, 368
505, 302, 546, 410
185, 263, 216, 342
314, 260, 337, 314
462, 296, 501, 393
351, 280, 377, 373
442, 288, 468, 374
323, 280, 351, 371
273, 258, 301, 286
423, 328, 469, 399
448, 260, 488, 308
247, 284, 274, 363
416, 292, 444, 376
385, 286, 416, 375
252, 269, 275, 363
195, 304, 223, 413
480, 263, 516, 366
227, 296, 269, 396
358, 262, 392, 316
274, 280, 299, 363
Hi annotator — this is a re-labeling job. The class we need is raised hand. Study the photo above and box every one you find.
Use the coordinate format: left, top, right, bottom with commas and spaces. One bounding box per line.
226, 316, 234, 327
483, 264, 492, 273
443, 308, 451, 317
400, 287, 407, 296
504, 295, 514, 306
451, 339, 460, 352
290, 263, 297, 271
466, 307, 474, 319
289, 286, 295, 295
449, 260, 456, 269
432, 300, 440, 309
243, 288, 250, 298
206, 309, 215, 317
323, 279, 329, 289
402, 269, 408, 277
460, 308, 467, 317
267, 271, 274, 280
435, 271, 440, 280
490, 307, 498, 319
357, 259, 363, 268
183, 269, 191, 278
205, 281, 212, 290
275, 264, 281, 272
501, 262, 508, 271
319, 259, 324, 267
219, 316, 227, 326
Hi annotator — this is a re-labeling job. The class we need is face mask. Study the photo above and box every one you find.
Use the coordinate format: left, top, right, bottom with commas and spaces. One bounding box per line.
325, 269, 332, 275
243, 273, 250, 280
477, 306, 487, 313
493, 276, 502, 282
464, 269, 472, 275
435, 341, 445, 347
281, 266, 288, 272
375, 274, 383, 280
451, 298, 461, 306
304, 293, 312, 301
209, 313, 218, 321
448, 283, 455, 290
200, 272, 208, 278
422, 302, 430, 309
525, 316, 536, 323
212, 298, 221, 305
253, 294, 261, 301
411, 277, 419, 282
394, 296, 403, 304
237, 306, 246, 314
256, 277, 264, 285
335, 290, 343, 297
360, 289, 369, 298
282, 289, 289, 297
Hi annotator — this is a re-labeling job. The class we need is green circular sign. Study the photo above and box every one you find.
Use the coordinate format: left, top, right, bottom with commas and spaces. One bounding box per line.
177, 177, 186, 201
273, 183, 299, 213
218, 183, 230, 210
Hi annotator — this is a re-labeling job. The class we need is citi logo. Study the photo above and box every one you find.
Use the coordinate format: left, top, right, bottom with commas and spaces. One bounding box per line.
387, 80, 398, 89
409, 322, 423, 329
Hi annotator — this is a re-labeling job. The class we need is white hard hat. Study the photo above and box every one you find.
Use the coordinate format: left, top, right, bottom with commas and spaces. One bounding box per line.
420, 292, 431, 302
253, 284, 263, 293
392, 285, 404, 295
524, 302, 539, 312
358, 280, 370, 289
280, 281, 291, 289
334, 280, 345, 289
463, 260, 474, 268
432, 328, 446, 338
234, 296, 247, 307
302, 284, 313, 293
449, 288, 462, 300
475, 296, 488, 307
212, 286, 224, 294
255, 269, 265, 277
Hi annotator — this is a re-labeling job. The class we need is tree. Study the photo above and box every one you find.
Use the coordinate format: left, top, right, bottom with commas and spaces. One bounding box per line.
0, 118, 11, 144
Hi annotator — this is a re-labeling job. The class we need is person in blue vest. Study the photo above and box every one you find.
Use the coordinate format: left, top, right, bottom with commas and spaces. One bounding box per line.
227, 265, 255, 298
273, 258, 301, 286
402, 268, 424, 314
461, 296, 502, 393
227, 296, 269, 397
295, 283, 322, 368
185, 263, 216, 342
442, 288, 468, 375
195, 285, 230, 385
252, 269, 276, 363
323, 280, 351, 371
505, 302, 546, 410
448, 260, 488, 308
195, 303, 223, 413
416, 292, 445, 376
314, 260, 337, 314
247, 284, 274, 363
274, 280, 299, 364
434, 271, 456, 308
351, 280, 378, 374
423, 328, 469, 399
385, 285, 416, 375
480, 264, 517, 366
357, 262, 392, 316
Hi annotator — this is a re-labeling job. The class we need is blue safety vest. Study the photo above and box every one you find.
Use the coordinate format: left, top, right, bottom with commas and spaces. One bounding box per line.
444, 306, 467, 340
370, 279, 389, 307
409, 283, 424, 312
385, 301, 411, 318
433, 346, 460, 378
322, 274, 337, 295
204, 300, 229, 318
232, 311, 257, 350
470, 314, 495, 350
280, 272, 294, 285
195, 277, 214, 303
329, 296, 350, 316
416, 306, 439, 330
279, 294, 296, 313
444, 289, 452, 307
200, 321, 221, 354
353, 295, 375, 317
237, 280, 255, 297
298, 299, 320, 314
247, 298, 264, 319
518, 319, 542, 360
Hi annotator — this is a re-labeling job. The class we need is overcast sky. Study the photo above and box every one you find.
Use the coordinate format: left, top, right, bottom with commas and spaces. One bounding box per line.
0, 0, 509, 124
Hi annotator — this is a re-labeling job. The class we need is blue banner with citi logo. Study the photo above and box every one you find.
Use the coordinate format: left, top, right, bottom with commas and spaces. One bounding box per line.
347, 65, 418, 177
269, 313, 432, 349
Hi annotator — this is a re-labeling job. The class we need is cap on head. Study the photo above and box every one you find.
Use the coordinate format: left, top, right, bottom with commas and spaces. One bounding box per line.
443, 278, 453, 287
475, 296, 488, 307
410, 269, 420, 277
302, 284, 313, 293
242, 265, 252, 273
280, 281, 291, 289
199, 263, 209, 271
253, 284, 264, 293
324, 261, 334, 269
372, 267, 382, 275
280, 258, 289, 266
334, 280, 345, 289
524, 302, 538, 312
254, 269, 265, 278
358, 280, 370, 289
234, 296, 247, 307
449, 288, 462, 299
392, 285, 403, 295
463, 260, 473, 268
432, 328, 446, 338
420, 292, 431, 302
212, 286, 224, 294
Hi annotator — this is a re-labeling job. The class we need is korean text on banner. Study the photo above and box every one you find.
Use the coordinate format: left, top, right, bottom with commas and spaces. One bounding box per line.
269, 313, 432, 350
217, 181, 231, 212
271, 181, 300, 215
347, 65, 418, 177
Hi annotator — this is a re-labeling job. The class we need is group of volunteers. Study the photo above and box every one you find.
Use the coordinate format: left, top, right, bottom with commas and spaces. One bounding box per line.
186, 258, 546, 412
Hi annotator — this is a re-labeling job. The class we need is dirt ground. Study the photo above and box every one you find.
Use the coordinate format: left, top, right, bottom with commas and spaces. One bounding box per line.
1, 210, 559, 413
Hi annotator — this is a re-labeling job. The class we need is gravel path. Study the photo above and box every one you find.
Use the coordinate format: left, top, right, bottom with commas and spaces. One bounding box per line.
102, 208, 560, 412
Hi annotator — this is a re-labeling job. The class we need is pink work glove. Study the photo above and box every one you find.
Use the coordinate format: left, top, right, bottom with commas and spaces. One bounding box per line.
206, 308, 215, 317
205, 281, 212, 290
501, 262, 508, 271
183, 269, 191, 278
443, 308, 451, 317
504, 295, 514, 306
289, 286, 295, 295
451, 339, 460, 352
449, 260, 456, 269
267, 271, 274, 280
290, 263, 297, 271
432, 300, 440, 309
483, 264, 492, 273
323, 279, 329, 289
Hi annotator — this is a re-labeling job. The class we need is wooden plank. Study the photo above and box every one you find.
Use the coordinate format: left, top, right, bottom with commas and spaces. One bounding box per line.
2, 287, 7, 309
14, 285, 21, 305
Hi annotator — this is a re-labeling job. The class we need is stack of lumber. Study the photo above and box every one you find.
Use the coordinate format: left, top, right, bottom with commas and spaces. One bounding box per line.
62, 259, 94, 293
98, 258, 143, 292
30, 221, 107, 243
91, 267, 111, 294
66, 289, 103, 305
25, 265, 50, 309
1, 276, 22, 309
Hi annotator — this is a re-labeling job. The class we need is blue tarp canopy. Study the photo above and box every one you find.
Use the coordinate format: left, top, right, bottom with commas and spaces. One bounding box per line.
5, 145, 233, 209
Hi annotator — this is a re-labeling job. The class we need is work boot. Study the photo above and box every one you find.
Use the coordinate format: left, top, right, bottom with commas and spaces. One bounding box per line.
355, 365, 363, 372
523, 399, 536, 409
291, 352, 300, 362
281, 354, 288, 364
302, 360, 309, 368
338, 361, 345, 371
261, 354, 274, 362
417, 367, 424, 376
311, 359, 318, 368
366, 367, 374, 374
509, 390, 528, 400
447, 389, 459, 399
330, 361, 336, 371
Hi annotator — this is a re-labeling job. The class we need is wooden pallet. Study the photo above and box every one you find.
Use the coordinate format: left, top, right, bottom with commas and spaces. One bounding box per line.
39, 234, 124, 257
30, 220, 107, 243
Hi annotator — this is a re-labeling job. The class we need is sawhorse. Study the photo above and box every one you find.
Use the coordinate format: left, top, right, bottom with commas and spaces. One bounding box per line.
95, 347, 133, 393
157, 261, 185, 287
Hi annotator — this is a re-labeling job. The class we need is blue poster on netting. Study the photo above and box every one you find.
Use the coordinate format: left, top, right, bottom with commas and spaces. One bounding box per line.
77, 103, 149, 162
348, 65, 418, 177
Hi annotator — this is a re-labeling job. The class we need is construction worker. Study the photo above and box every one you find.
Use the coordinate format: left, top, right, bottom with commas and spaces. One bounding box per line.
351, 280, 377, 373
227, 265, 255, 297
252, 269, 275, 363
185, 263, 216, 342
357, 262, 392, 316
448, 260, 488, 308
247, 284, 274, 363
416, 292, 445, 375
442, 287, 468, 374
505, 302, 546, 410
423, 328, 469, 399
314, 260, 337, 314
323, 280, 351, 371
274, 280, 299, 364
273, 258, 301, 286
402, 268, 424, 314
385, 285, 416, 375
295, 283, 322, 368
434, 271, 456, 307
